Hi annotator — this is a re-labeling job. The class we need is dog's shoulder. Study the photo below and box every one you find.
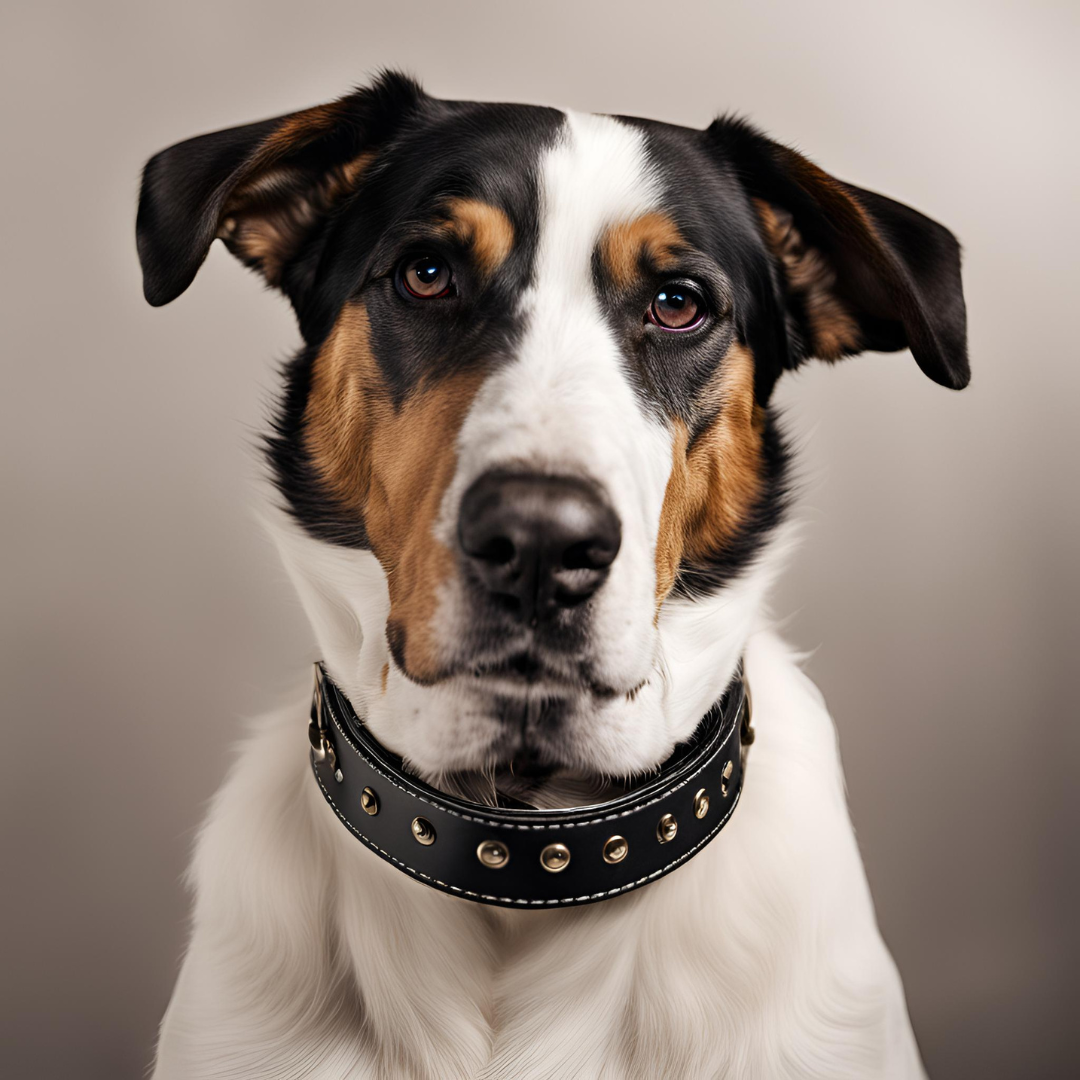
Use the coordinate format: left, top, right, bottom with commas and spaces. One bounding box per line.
156, 695, 496, 1079
154, 697, 363, 1078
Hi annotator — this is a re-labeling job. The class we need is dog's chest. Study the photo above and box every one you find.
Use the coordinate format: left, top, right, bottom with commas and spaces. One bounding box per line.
313, 637, 916, 1078
154, 632, 923, 1079
471, 886, 794, 1079
319, 839, 911, 1080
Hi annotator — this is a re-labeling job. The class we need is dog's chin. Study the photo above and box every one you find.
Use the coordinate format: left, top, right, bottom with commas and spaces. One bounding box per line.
407, 677, 664, 810
397, 646, 648, 703
464, 651, 644, 701
381, 642, 669, 804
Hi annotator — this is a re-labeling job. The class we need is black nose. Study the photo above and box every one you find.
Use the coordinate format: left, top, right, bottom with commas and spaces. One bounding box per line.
458, 471, 622, 625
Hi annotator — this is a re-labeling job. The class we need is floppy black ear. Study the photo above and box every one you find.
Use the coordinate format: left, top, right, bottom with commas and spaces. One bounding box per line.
707, 117, 969, 390
136, 71, 425, 308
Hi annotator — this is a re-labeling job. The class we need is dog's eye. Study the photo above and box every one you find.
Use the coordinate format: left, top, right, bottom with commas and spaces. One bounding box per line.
648, 284, 705, 331
398, 255, 452, 299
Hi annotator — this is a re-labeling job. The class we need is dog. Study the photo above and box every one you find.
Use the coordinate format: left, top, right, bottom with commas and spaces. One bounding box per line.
136, 71, 967, 1078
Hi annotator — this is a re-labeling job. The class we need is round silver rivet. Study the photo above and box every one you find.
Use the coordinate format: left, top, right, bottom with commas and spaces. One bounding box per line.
477, 840, 510, 869
693, 788, 709, 819
411, 816, 436, 845
721, 759, 734, 797
657, 813, 678, 844
602, 835, 628, 864
360, 787, 378, 815
540, 842, 571, 873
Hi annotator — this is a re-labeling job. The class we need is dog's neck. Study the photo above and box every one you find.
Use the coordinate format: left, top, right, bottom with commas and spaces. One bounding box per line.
173, 513, 923, 1077
267, 506, 790, 804
277, 613, 901, 1079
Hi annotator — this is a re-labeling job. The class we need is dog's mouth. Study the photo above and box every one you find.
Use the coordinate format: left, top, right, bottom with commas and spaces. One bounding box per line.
465, 650, 634, 700
473, 651, 550, 682
387, 637, 657, 801
418, 677, 654, 809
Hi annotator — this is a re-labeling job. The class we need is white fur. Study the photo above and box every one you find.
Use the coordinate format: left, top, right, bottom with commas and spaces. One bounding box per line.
151, 111, 927, 1077
438, 111, 672, 698
153, 613, 925, 1078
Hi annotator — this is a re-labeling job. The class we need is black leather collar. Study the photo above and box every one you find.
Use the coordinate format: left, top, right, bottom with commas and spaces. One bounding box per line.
309, 664, 752, 908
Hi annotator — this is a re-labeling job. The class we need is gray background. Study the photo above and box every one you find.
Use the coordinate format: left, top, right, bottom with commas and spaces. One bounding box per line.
2, 1, 1077, 1077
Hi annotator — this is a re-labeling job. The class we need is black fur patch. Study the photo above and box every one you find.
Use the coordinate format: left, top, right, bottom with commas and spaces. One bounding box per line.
265, 84, 564, 549
137, 72, 967, 600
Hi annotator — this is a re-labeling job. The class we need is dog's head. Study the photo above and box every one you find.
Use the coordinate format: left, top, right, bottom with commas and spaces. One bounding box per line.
138, 73, 967, 790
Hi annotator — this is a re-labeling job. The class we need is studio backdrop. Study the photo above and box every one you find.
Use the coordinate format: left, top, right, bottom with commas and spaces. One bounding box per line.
1, 2, 1076, 1078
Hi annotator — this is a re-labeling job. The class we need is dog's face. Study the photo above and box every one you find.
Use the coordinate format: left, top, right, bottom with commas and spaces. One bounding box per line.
138, 74, 967, 787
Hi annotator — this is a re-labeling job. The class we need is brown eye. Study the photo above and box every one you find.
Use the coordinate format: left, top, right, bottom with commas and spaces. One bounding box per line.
399, 254, 452, 299
649, 284, 704, 330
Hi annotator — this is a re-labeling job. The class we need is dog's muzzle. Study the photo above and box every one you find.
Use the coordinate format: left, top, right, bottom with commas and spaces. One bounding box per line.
308, 664, 753, 908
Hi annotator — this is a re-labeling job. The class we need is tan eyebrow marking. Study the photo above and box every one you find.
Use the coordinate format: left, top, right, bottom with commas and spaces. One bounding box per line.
598, 211, 686, 290
435, 197, 515, 277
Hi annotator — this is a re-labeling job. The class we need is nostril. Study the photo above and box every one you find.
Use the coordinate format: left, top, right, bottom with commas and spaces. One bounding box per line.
552, 579, 596, 608
476, 535, 516, 566
562, 540, 616, 572
562, 542, 592, 571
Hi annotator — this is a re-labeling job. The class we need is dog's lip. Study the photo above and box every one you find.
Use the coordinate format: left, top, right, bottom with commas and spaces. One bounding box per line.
390, 642, 644, 699
471, 651, 554, 682
468, 651, 628, 699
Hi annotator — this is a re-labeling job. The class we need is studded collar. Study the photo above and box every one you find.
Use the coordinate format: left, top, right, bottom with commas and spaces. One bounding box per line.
309, 663, 752, 908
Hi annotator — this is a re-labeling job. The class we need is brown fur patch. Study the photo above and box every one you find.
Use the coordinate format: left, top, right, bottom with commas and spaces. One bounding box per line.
260, 100, 354, 157
304, 303, 485, 682
437, 197, 514, 276
654, 344, 765, 605
754, 199, 861, 360
599, 212, 686, 289
220, 151, 376, 286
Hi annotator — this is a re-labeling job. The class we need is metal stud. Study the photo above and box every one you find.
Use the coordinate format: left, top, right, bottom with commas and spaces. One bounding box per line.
721, 759, 734, 797
539, 842, 571, 873
360, 787, 379, 816
693, 788, 710, 819
657, 813, 678, 844
602, 835, 628, 864
411, 816, 436, 845
476, 840, 509, 869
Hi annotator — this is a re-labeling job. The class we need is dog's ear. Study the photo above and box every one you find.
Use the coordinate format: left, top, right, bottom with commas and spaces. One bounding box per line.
707, 117, 969, 390
136, 71, 424, 308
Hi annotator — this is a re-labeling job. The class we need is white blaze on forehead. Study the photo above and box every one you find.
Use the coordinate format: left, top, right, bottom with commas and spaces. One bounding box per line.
532, 109, 663, 298
448, 109, 672, 503
438, 111, 677, 693
496, 108, 674, 518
